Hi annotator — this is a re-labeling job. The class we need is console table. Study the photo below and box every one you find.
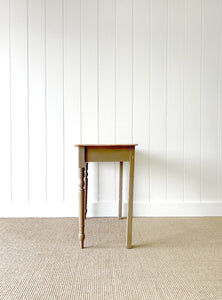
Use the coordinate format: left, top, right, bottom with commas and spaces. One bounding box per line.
74, 144, 138, 249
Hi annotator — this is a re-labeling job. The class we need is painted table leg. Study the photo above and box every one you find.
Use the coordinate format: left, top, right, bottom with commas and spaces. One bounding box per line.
119, 161, 123, 219
127, 147, 135, 249
79, 167, 85, 248
84, 163, 88, 219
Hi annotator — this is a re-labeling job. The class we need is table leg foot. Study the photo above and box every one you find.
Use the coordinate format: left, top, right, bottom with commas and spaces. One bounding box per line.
79, 235, 84, 249
127, 243, 132, 249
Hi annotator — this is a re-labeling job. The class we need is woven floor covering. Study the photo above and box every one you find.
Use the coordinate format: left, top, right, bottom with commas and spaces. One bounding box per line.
0, 217, 222, 300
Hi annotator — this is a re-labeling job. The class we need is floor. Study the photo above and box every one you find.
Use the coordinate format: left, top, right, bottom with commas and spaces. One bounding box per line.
0, 217, 222, 299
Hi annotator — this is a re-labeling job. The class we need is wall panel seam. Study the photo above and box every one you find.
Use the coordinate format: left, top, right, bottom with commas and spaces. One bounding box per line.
27, 0, 30, 204
97, 0, 99, 202
132, 0, 134, 143
183, 0, 187, 203
200, 0, 204, 203
80, 0, 82, 143
148, 0, 151, 203
217, 0, 221, 202
115, 0, 117, 201
44, 0, 47, 204
9, 0, 12, 204
166, 0, 169, 203
115, 0, 117, 145
62, 0, 65, 204
97, 0, 99, 144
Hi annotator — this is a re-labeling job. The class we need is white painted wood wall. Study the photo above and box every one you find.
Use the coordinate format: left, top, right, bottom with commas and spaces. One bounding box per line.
0, 0, 222, 217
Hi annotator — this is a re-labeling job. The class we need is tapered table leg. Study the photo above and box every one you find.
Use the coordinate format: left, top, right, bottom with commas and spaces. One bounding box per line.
79, 167, 85, 248
119, 161, 123, 219
127, 147, 135, 249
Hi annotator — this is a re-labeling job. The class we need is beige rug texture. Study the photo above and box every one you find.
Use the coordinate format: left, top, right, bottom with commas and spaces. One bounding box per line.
0, 217, 222, 300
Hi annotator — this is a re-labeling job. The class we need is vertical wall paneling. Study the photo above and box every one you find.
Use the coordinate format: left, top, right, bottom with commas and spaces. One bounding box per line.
81, 0, 98, 143
218, 0, 222, 202
167, 0, 185, 202
0, 0, 221, 217
28, 0, 46, 205
116, 0, 133, 144
0, 0, 11, 204
81, 0, 99, 205
149, 0, 168, 202
10, 0, 29, 204
133, 0, 150, 202
201, 0, 218, 202
184, 0, 201, 202
116, 0, 133, 207
98, 0, 116, 203
46, 0, 64, 204
64, 0, 81, 208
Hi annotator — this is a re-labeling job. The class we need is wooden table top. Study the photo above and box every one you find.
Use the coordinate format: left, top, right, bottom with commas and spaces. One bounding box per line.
74, 144, 138, 147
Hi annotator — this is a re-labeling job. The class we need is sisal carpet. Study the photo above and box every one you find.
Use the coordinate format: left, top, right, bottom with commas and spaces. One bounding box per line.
0, 217, 222, 300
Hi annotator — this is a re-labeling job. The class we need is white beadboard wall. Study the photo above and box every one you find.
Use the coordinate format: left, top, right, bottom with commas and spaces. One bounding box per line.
0, 0, 222, 217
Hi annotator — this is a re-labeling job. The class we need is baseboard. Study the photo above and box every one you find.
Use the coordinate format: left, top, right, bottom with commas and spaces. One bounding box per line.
87, 202, 222, 217
131, 202, 222, 217
0, 202, 222, 217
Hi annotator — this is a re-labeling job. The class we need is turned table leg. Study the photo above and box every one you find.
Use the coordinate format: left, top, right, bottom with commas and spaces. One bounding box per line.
127, 147, 135, 249
79, 167, 85, 248
84, 163, 88, 219
119, 161, 123, 219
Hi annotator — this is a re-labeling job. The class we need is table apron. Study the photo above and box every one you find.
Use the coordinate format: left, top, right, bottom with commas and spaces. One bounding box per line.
85, 147, 131, 162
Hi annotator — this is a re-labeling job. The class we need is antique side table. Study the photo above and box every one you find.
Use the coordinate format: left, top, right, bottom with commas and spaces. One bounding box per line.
74, 144, 138, 249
